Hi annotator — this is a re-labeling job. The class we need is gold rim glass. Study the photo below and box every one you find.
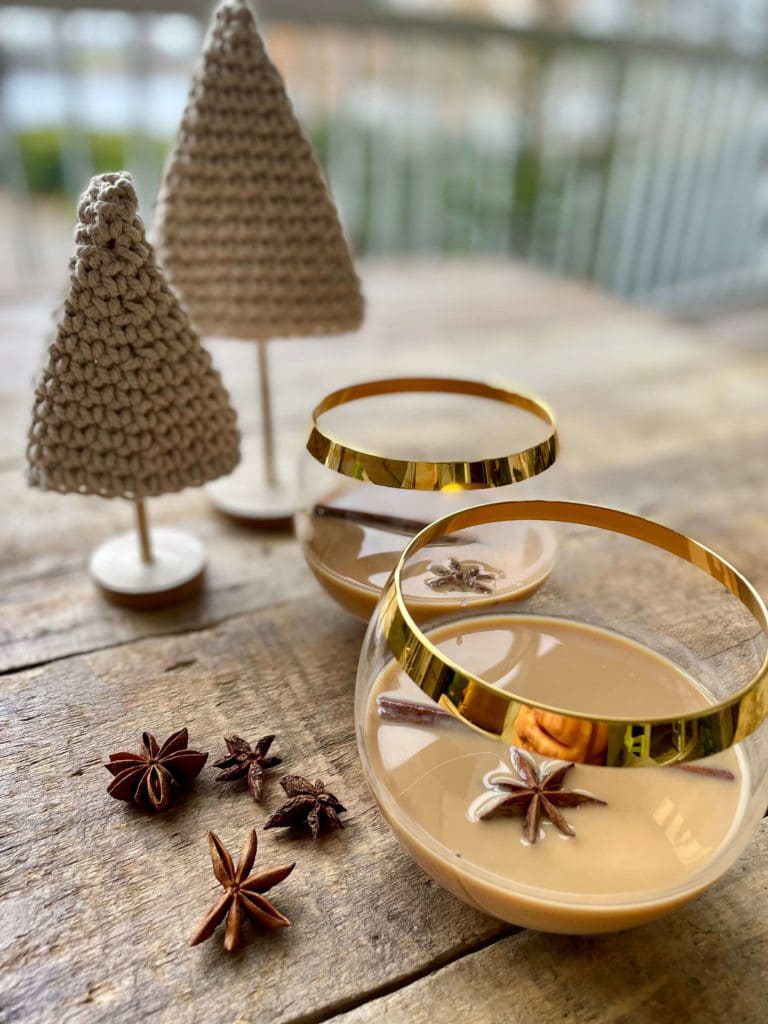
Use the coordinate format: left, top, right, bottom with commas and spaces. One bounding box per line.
306, 377, 558, 489
297, 378, 562, 621
379, 499, 768, 766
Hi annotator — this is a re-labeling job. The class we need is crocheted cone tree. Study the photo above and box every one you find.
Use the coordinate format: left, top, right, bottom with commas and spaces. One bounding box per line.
27, 172, 241, 608
154, 0, 364, 526
154, 0, 364, 340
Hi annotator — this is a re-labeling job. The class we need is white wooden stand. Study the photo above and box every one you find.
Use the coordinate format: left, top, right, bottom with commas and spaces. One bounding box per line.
89, 501, 205, 609
207, 339, 296, 529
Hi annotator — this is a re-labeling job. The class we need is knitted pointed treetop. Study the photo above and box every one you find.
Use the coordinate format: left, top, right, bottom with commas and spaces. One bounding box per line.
154, 0, 364, 340
27, 172, 240, 499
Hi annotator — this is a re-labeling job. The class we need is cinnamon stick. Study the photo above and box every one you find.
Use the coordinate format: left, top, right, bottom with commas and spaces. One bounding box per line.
314, 504, 463, 543
668, 763, 735, 781
376, 697, 737, 781
376, 696, 454, 725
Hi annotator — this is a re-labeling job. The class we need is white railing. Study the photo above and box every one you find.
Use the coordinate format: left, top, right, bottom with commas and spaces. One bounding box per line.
2, 0, 768, 312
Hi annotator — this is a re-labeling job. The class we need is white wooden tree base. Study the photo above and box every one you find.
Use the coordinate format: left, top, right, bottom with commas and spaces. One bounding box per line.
89, 527, 206, 610
206, 451, 297, 529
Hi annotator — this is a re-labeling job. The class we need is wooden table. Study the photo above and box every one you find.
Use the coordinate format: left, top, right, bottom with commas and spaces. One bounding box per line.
1, 263, 766, 1024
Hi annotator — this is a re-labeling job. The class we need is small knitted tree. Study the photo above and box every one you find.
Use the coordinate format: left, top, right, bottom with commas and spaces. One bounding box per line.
154, 0, 364, 523
155, 0, 363, 339
27, 171, 241, 607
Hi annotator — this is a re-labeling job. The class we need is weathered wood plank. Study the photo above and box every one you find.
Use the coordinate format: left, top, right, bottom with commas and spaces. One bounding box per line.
0, 476, 316, 673
2, 403, 767, 674
3, 263, 768, 1024
4, 263, 768, 674
0, 600, 511, 1024
333, 821, 768, 1024
0, 260, 722, 472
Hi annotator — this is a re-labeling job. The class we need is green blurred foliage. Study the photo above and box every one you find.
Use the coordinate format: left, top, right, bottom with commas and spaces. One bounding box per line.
16, 130, 64, 193
11, 123, 559, 257
16, 129, 167, 194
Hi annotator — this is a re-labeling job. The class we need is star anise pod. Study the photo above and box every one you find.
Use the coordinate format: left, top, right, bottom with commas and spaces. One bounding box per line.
190, 829, 294, 952
473, 748, 606, 844
214, 734, 282, 802
264, 775, 346, 842
104, 728, 208, 812
425, 558, 496, 595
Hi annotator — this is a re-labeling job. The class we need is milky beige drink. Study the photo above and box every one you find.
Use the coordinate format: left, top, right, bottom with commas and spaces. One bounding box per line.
362, 614, 746, 933
302, 486, 558, 621
300, 384, 560, 620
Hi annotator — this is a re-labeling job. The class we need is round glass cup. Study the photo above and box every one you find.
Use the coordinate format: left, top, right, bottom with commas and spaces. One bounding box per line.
355, 500, 768, 933
296, 377, 562, 621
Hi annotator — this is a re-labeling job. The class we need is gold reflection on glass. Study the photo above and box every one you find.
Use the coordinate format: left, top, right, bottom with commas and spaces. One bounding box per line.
382, 499, 768, 767
307, 377, 558, 491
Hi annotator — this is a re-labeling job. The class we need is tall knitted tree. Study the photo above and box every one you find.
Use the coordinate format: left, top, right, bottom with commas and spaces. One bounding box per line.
154, 0, 364, 526
27, 172, 241, 608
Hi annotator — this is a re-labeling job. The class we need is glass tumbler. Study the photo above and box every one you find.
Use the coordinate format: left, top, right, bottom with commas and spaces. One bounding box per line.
356, 499, 768, 933
296, 377, 562, 621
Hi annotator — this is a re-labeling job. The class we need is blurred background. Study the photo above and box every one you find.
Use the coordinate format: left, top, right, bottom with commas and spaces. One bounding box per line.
2, 0, 768, 314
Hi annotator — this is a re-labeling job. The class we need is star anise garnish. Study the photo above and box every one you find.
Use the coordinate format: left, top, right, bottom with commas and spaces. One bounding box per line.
190, 829, 295, 952
425, 558, 496, 595
471, 747, 606, 844
214, 734, 282, 802
104, 728, 208, 812
264, 775, 346, 842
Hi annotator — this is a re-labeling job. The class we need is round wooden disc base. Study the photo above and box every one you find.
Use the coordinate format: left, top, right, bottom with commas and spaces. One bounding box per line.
207, 454, 298, 530
89, 528, 206, 610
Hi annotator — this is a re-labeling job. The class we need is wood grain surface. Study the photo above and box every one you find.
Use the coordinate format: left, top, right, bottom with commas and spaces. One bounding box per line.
1, 262, 766, 1024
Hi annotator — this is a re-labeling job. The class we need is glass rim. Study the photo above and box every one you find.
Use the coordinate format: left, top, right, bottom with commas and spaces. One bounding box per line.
305, 376, 559, 490
379, 498, 768, 766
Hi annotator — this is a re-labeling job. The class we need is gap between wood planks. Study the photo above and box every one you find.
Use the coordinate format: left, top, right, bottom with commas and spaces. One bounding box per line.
0, 592, 300, 679
282, 925, 519, 1024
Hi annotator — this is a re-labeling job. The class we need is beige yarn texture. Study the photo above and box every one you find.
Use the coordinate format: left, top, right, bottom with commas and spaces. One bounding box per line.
27, 172, 241, 500
154, 0, 364, 340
